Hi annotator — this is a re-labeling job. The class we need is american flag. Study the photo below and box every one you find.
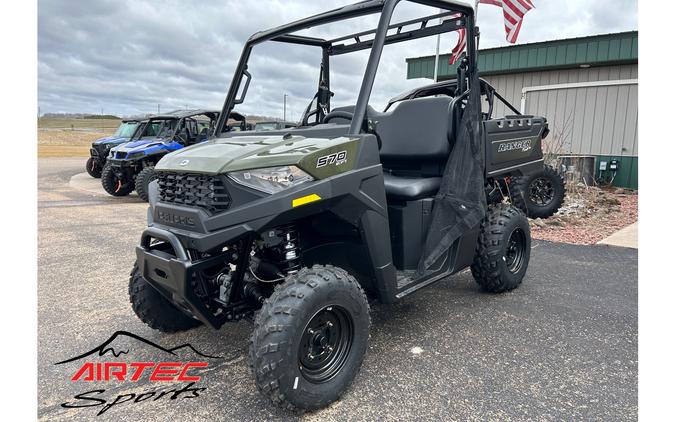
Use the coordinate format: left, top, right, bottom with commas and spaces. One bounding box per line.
449, 0, 534, 64
485, 0, 535, 43
448, 13, 466, 65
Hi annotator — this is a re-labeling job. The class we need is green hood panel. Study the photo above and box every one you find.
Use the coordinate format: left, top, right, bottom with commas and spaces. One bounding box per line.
155, 135, 359, 179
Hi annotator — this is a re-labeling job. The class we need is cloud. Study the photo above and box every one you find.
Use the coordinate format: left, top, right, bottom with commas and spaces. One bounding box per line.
38, 0, 637, 118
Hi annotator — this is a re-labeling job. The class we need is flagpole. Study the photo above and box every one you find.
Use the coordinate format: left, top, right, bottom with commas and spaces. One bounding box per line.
475, 0, 480, 50
433, 34, 440, 82
433, 8, 441, 82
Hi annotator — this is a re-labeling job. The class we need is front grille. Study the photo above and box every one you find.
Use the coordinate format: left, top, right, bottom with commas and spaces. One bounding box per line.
92, 144, 109, 158
157, 172, 231, 214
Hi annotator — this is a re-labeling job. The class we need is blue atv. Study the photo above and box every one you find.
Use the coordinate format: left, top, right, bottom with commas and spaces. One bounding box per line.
101, 110, 225, 201
86, 119, 142, 178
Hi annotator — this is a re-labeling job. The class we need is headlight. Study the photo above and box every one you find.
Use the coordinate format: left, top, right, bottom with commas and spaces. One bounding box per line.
228, 166, 313, 194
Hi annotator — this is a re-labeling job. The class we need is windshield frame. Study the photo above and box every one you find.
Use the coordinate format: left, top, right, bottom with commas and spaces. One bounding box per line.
113, 121, 140, 138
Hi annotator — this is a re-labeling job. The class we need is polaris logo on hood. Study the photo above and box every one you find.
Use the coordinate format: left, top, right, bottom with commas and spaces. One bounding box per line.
179, 159, 190, 166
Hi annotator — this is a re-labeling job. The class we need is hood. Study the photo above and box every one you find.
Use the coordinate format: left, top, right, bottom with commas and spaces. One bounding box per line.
93, 135, 127, 146
155, 135, 358, 178
111, 138, 166, 153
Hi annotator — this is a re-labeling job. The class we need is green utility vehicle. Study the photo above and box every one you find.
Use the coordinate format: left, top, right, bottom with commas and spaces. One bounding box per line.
129, 0, 548, 411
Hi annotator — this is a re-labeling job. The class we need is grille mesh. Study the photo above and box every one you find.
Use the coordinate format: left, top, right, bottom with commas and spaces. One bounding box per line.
93, 144, 110, 157
157, 172, 231, 214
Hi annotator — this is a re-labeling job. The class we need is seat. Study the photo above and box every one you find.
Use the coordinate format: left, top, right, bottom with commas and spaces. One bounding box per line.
383, 173, 441, 200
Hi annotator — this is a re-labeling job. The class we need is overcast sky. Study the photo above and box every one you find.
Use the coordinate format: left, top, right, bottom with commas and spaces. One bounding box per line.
38, 0, 637, 119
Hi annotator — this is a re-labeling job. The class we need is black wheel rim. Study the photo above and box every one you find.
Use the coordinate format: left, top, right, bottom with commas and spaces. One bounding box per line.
505, 228, 526, 274
298, 305, 353, 383
529, 177, 554, 206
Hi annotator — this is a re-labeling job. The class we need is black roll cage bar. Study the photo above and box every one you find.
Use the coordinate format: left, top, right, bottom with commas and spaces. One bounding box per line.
215, 0, 478, 137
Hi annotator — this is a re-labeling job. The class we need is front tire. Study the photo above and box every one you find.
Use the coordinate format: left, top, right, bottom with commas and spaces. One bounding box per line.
250, 265, 370, 411
101, 163, 134, 197
510, 165, 565, 218
135, 166, 156, 202
128, 264, 202, 333
471, 204, 531, 293
85, 157, 102, 178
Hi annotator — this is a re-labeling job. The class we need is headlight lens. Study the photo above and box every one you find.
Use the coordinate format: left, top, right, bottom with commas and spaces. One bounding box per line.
228, 166, 313, 194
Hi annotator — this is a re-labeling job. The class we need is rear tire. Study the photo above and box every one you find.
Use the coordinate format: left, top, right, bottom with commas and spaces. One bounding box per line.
135, 166, 156, 202
85, 157, 102, 178
101, 163, 134, 197
128, 264, 201, 333
250, 265, 370, 411
510, 165, 565, 218
471, 204, 531, 293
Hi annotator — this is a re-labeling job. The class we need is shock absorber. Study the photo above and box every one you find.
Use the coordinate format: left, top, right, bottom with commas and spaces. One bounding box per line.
252, 224, 301, 281
277, 224, 300, 274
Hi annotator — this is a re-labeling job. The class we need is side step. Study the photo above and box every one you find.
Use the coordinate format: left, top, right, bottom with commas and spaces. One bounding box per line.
395, 270, 452, 299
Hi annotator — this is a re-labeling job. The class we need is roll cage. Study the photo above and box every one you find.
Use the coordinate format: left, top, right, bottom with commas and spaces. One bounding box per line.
383, 78, 522, 118
215, 0, 478, 137
131, 110, 220, 143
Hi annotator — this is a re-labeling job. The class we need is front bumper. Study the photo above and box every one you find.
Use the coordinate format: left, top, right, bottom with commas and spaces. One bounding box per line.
135, 226, 235, 329
90, 146, 109, 162
108, 158, 137, 168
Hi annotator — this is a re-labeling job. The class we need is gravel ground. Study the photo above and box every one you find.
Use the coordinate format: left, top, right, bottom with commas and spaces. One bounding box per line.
530, 187, 638, 245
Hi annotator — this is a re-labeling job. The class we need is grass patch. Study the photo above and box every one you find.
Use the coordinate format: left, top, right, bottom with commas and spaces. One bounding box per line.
38, 129, 114, 158
38, 117, 121, 131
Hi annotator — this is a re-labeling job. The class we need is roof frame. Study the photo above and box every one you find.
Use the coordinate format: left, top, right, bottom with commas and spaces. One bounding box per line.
216, 0, 476, 136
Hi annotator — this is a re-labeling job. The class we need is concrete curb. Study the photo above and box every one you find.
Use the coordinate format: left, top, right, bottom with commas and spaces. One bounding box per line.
69, 172, 140, 198
597, 222, 638, 249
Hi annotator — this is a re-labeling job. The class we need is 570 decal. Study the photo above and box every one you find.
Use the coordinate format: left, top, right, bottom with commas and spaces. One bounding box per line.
316, 150, 347, 168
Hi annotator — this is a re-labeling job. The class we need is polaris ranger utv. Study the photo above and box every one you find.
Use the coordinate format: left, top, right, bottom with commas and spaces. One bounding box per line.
101, 110, 223, 201
86, 118, 142, 178
130, 0, 548, 411
387, 78, 564, 218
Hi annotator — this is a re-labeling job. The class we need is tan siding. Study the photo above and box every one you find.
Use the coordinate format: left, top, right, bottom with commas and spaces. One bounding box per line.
484, 64, 638, 157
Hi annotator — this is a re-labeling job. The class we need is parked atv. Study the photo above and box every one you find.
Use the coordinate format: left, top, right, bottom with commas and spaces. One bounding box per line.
86, 119, 142, 178
101, 110, 225, 201
129, 0, 548, 411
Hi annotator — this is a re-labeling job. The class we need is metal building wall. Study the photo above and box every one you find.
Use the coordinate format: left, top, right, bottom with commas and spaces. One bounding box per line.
483, 64, 639, 188
484, 64, 638, 156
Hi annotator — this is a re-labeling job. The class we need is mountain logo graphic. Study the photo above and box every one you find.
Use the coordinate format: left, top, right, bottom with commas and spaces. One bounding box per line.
55, 331, 224, 382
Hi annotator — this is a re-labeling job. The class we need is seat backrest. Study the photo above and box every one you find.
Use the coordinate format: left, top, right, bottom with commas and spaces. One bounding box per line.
375, 96, 452, 172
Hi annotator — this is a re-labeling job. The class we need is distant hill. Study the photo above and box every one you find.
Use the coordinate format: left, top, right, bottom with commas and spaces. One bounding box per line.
41, 113, 121, 120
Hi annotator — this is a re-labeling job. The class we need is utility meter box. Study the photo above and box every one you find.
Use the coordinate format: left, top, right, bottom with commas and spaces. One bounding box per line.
609, 159, 620, 171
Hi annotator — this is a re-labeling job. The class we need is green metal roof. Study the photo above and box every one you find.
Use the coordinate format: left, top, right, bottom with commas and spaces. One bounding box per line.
406, 31, 638, 80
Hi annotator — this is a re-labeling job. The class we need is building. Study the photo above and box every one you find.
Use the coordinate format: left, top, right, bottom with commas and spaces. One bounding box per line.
406, 31, 638, 189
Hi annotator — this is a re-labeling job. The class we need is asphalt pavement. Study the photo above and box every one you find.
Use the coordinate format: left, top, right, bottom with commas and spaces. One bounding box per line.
38, 157, 637, 421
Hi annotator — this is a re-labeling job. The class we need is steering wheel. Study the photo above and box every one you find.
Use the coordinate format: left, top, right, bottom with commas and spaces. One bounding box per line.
322, 110, 353, 124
